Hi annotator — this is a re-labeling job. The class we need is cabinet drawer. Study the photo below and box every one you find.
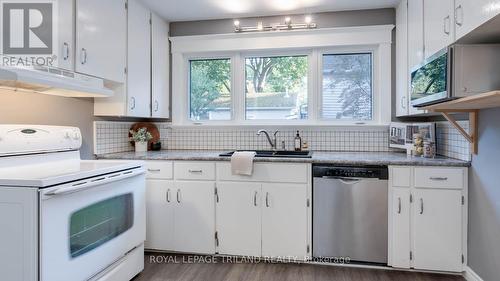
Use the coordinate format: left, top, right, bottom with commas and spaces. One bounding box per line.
145, 161, 173, 179
391, 167, 411, 187
174, 162, 216, 180
216, 162, 309, 183
414, 167, 464, 189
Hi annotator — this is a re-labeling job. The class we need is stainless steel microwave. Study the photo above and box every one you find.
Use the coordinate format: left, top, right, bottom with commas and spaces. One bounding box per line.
411, 44, 500, 107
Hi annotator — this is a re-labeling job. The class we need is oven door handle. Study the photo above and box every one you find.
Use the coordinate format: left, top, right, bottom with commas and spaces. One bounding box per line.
44, 168, 145, 197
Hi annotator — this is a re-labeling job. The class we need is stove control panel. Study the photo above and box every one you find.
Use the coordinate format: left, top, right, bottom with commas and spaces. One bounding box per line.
0, 125, 82, 156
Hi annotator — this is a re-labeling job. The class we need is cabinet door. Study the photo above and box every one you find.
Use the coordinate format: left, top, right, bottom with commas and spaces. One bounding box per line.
261, 183, 308, 258
145, 180, 175, 251
151, 13, 170, 118
390, 187, 411, 268
396, 0, 409, 117
408, 0, 425, 71
407, 0, 426, 116
216, 182, 262, 257
423, 0, 455, 59
76, 0, 126, 82
57, 0, 75, 71
174, 181, 215, 254
455, 0, 500, 40
127, 0, 151, 117
412, 189, 463, 272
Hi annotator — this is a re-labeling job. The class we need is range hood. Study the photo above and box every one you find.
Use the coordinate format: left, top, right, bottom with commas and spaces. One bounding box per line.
0, 66, 114, 97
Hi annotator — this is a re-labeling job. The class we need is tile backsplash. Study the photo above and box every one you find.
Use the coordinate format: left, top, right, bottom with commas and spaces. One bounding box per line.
166, 127, 392, 152
94, 121, 169, 155
436, 120, 471, 161
94, 122, 393, 154
94, 121, 472, 161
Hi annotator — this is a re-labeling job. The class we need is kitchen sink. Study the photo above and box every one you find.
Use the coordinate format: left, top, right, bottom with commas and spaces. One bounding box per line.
219, 150, 312, 158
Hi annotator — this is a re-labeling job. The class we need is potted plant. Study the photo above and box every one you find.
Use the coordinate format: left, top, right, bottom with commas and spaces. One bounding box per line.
129, 127, 153, 153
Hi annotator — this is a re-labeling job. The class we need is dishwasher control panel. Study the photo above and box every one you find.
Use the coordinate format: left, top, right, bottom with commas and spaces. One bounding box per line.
313, 165, 388, 179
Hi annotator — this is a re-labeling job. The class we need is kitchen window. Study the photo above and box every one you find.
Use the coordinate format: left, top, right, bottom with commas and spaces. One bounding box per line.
245, 55, 308, 120
172, 26, 393, 125
189, 58, 232, 121
321, 53, 373, 121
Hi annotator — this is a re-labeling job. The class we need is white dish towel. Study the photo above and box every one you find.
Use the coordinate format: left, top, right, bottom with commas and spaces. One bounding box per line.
231, 151, 257, 176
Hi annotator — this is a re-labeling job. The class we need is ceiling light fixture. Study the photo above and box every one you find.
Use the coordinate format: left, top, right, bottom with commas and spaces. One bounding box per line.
233, 15, 317, 33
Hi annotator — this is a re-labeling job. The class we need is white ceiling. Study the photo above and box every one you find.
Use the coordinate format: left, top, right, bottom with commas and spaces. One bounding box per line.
141, 0, 400, 22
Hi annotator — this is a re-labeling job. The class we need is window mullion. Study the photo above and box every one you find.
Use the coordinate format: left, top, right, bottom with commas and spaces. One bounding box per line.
232, 53, 245, 122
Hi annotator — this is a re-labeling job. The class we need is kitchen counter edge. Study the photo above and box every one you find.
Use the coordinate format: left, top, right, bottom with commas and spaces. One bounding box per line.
95, 150, 471, 167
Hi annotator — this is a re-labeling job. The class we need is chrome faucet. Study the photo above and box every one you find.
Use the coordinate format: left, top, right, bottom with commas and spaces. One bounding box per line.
257, 130, 279, 150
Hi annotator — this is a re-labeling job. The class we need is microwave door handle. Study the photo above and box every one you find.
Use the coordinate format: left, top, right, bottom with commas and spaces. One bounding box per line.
44, 168, 144, 197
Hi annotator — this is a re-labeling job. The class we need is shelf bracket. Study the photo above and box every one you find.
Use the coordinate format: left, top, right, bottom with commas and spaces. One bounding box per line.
436, 110, 478, 154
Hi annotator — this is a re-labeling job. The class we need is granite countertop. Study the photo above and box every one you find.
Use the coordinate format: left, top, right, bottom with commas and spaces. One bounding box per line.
96, 150, 471, 167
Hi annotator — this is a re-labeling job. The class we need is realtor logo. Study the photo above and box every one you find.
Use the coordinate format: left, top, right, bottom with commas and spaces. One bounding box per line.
2, 2, 53, 55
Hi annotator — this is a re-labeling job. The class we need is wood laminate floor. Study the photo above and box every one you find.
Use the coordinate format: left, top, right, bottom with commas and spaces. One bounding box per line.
133, 253, 465, 281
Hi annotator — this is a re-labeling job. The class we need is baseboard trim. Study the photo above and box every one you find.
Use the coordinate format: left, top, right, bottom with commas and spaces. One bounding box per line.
464, 266, 484, 281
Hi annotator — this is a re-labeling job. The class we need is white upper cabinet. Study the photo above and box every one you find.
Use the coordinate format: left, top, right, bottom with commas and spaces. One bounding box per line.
423, 0, 455, 59
76, 0, 127, 83
127, 0, 151, 117
56, 0, 75, 71
151, 13, 170, 118
407, 0, 425, 71
454, 0, 500, 40
396, 0, 409, 117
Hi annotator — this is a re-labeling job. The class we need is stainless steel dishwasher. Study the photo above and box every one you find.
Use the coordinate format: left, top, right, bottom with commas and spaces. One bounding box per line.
313, 165, 389, 264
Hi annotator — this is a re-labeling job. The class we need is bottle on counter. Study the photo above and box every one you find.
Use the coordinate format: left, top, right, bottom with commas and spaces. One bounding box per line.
294, 130, 302, 151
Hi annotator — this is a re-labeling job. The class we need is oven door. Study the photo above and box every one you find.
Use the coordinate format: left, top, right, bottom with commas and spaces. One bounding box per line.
40, 168, 145, 281
410, 47, 451, 107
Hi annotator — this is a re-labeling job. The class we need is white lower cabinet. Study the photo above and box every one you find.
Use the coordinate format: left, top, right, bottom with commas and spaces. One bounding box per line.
389, 166, 467, 273
144, 161, 215, 254
412, 188, 463, 272
145, 161, 315, 260
390, 187, 411, 268
216, 182, 262, 257
215, 162, 311, 259
145, 180, 175, 250
261, 183, 308, 258
173, 181, 215, 254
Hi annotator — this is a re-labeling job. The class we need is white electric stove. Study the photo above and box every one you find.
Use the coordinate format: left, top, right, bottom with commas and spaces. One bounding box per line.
0, 125, 146, 281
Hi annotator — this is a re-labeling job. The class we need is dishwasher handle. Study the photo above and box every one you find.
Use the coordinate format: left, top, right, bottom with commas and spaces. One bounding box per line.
320, 176, 363, 184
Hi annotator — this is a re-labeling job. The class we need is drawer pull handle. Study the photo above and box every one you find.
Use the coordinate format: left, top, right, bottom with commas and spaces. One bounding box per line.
148, 169, 161, 172
430, 177, 448, 181
420, 198, 424, 215
188, 169, 203, 173
398, 197, 402, 214
166, 189, 171, 203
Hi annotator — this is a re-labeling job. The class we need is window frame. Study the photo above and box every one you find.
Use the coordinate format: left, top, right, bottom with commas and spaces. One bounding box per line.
317, 47, 378, 125
171, 26, 394, 127
186, 53, 237, 123
241, 49, 313, 123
